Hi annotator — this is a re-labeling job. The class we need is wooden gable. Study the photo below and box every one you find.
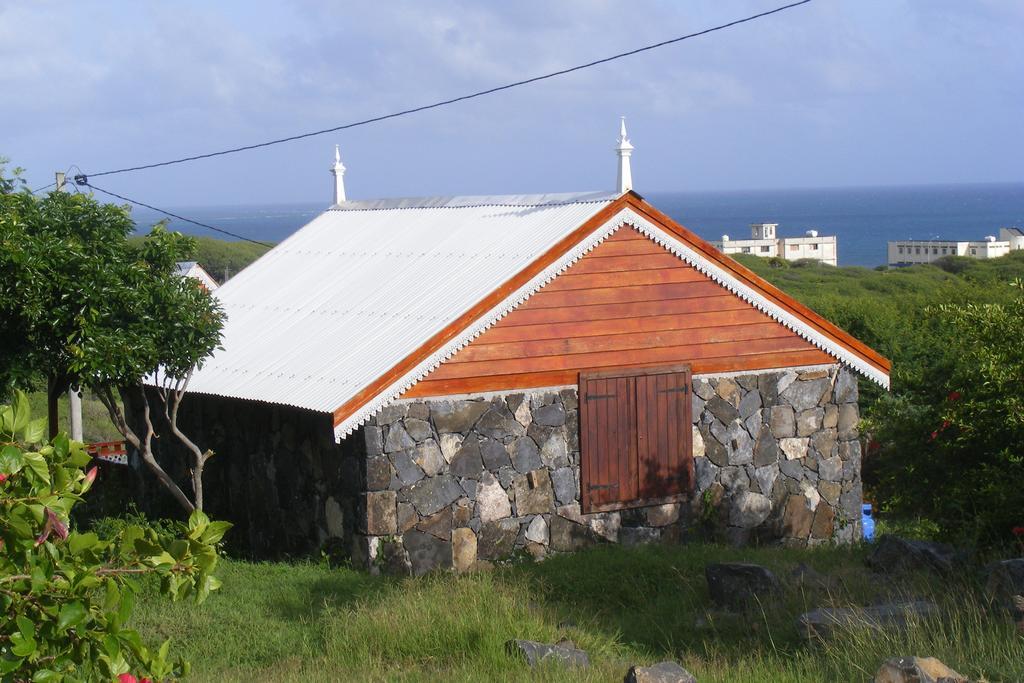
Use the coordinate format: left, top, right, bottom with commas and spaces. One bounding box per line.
403, 226, 832, 398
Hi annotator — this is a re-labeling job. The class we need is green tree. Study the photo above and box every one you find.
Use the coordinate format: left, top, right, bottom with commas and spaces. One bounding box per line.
0, 167, 224, 512
0, 391, 229, 680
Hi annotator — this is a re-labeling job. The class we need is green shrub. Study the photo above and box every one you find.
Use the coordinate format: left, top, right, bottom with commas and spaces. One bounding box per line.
0, 391, 229, 680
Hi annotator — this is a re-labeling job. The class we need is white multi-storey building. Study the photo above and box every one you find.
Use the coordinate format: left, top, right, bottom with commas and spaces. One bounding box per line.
887, 227, 1023, 267
712, 223, 838, 266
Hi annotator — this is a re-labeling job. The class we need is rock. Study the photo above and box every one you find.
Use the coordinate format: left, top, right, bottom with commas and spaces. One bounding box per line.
810, 504, 835, 539
556, 502, 585, 524
378, 538, 412, 576
361, 491, 397, 535
525, 515, 548, 544
513, 469, 555, 516
549, 515, 600, 552
781, 377, 830, 412
478, 518, 519, 560
704, 431, 728, 466
431, 400, 488, 434
796, 408, 824, 437
730, 491, 772, 528
753, 463, 779, 497
451, 527, 477, 572
770, 405, 796, 438
799, 369, 829, 381
476, 472, 512, 522
403, 529, 452, 575
406, 474, 463, 517
693, 378, 715, 400
391, 449, 426, 486
706, 396, 740, 425
364, 426, 384, 456
412, 439, 445, 477
404, 418, 433, 442
384, 423, 416, 453
366, 455, 394, 491
692, 426, 705, 457
376, 404, 408, 425
816, 455, 842, 482
477, 407, 519, 439
513, 398, 532, 427
533, 402, 567, 427
818, 480, 841, 506
416, 508, 452, 540
745, 410, 763, 441
715, 377, 741, 406
873, 656, 967, 683
497, 465, 516, 489
811, 429, 838, 460
775, 370, 799, 396
834, 369, 858, 404
867, 536, 960, 575
823, 404, 839, 429
509, 437, 543, 473
625, 661, 698, 683
480, 437, 512, 471
782, 494, 814, 539
460, 478, 478, 500
752, 429, 779, 467
646, 503, 681, 527
449, 437, 484, 479
691, 393, 706, 423
738, 389, 762, 420
589, 512, 621, 542
539, 433, 569, 469
407, 402, 430, 420
779, 437, 809, 460
439, 432, 464, 463
725, 420, 754, 466
506, 639, 589, 669
695, 457, 719, 490
620, 527, 661, 546
551, 467, 577, 505
798, 601, 938, 640
324, 497, 345, 538
720, 466, 749, 492
837, 403, 859, 439
396, 502, 418, 533
705, 562, 780, 610
984, 559, 1024, 619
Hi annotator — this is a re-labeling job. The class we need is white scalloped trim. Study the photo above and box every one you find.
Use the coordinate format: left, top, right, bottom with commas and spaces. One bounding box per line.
334, 207, 888, 439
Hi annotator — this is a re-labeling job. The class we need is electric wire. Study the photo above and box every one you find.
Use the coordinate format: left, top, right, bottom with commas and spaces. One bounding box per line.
79, 180, 274, 248
81, 0, 813, 180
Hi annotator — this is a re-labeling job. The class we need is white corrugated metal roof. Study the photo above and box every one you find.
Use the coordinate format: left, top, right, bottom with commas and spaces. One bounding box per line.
185, 191, 618, 416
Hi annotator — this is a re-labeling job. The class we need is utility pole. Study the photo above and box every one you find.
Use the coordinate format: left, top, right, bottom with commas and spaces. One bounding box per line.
55, 171, 84, 443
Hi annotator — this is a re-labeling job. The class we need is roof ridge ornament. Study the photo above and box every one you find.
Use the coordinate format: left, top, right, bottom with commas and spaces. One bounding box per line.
615, 117, 634, 194
331, 144, 347, 205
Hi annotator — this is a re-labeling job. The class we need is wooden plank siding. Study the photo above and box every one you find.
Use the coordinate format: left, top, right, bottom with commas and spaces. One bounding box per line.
403, 227, 833, 398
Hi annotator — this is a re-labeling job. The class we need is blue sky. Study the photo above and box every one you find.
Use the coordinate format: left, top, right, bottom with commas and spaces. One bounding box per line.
4, 0, 1022, 206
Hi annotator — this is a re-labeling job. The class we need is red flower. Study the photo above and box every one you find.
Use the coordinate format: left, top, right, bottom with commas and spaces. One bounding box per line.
83, 466, 97, 488
0, 473, 7, 484
941, 420, 951, 430
1012, 526, 1024, 537
117, 675, 137, 683
929, 431, 938, 442
947, 390, 962, 401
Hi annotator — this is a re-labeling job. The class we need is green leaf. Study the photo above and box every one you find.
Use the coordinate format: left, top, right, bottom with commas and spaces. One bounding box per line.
22, 451, 50, 485
0, 445, 24, 475
0, 405, 14, 437
10, 632, 36, 657
68, 532, 100, 555
52, 433, 70, 458
17, 615, 34, 640
10, 390, 31, 435
31, 669, 61, 682
57, 601, 88, 632
200, 520, 233, 545
23, 417, 46, 445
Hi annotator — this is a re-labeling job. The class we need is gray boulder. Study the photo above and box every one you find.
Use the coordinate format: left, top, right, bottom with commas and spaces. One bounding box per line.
798, 601, 938, 640
507, 639, 589, 668
705, 562, 780, 610
867, 536, 961, 575
624, 661, 697, 683
872, 656, 967, 683
984, 558, 1024, 620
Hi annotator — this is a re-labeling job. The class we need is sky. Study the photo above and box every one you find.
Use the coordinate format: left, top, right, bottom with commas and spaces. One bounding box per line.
3, 0, 1023, 207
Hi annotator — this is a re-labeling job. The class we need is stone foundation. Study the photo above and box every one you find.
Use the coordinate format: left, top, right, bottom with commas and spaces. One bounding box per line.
355, 365, 862, 575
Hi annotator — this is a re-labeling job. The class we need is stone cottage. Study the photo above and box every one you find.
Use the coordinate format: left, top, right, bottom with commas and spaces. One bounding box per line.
151, 125, 890, 572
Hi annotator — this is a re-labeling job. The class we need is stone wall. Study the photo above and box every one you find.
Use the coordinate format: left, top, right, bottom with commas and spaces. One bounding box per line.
355, 365, 863, 575
139, 393, 363, 558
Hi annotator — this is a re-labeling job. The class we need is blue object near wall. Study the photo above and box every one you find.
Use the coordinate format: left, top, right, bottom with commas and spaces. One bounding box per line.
862, 503, 875, 541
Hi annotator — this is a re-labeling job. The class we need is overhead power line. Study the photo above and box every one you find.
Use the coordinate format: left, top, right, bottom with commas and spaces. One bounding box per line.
81, 0, 813, 180
79, 180, 274, 248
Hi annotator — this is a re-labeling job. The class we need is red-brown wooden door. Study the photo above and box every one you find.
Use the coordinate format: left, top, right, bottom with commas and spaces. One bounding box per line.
580, 365, 692, 513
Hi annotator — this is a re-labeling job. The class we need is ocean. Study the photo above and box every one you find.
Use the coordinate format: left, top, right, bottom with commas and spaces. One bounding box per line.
131, 183, 1024, 268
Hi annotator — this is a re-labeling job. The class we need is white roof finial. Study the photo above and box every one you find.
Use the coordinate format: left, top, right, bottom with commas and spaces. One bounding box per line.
331, 145, 347, 205
615, 116, 634, 194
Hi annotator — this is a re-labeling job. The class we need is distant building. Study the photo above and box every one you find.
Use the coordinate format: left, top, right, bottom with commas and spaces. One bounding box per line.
887, 227, 1023, 267
711, 223, 838, 266
174, 261, 219, 291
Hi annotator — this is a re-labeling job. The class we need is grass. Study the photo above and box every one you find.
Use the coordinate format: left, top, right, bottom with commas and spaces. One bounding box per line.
130, 543, 1024, 682
26, 389, 122, 443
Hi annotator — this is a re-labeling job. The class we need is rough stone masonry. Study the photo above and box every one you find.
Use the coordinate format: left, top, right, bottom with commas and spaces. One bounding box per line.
352, 365, 863, 575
